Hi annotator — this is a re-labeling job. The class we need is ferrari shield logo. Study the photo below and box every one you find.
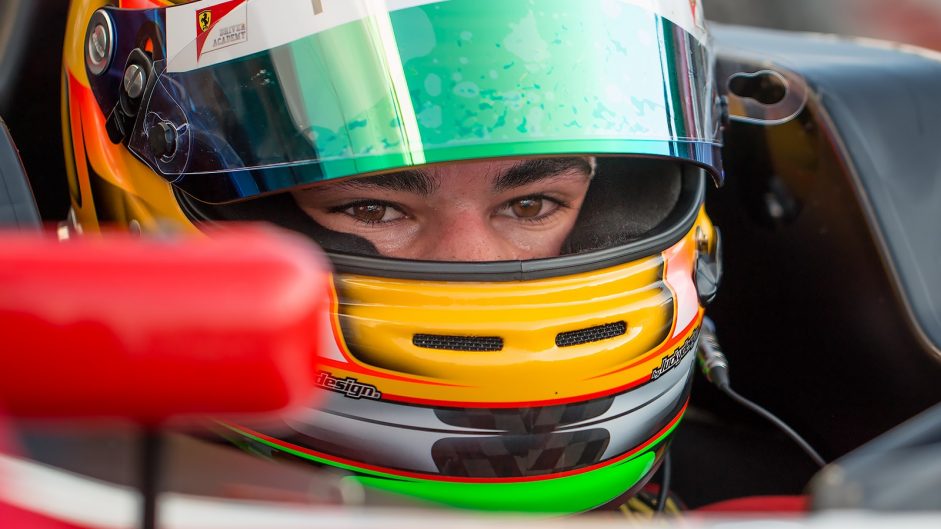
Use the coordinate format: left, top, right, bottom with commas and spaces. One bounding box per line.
194, 0, 249, 60
198, 10, 212, 32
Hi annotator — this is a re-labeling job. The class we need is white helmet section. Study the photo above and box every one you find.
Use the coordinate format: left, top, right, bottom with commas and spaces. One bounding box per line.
164, 0, 708, 74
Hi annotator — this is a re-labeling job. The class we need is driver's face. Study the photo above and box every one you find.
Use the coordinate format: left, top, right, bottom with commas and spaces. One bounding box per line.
293, 157, 593, 261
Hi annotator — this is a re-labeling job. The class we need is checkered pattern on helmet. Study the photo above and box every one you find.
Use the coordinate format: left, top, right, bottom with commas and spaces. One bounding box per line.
435, 397, 614, 433
555, 321, 627, 347
412, 334, 504, 351
431, 429, 610, 478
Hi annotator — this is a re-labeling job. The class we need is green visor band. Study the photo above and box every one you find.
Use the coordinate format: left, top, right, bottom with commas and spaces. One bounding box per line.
129, 0, 721, 203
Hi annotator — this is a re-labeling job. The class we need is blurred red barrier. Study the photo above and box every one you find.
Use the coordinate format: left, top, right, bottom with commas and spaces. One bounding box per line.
0, 227, 331, 425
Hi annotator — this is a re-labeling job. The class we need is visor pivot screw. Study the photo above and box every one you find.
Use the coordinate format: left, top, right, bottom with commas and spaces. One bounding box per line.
85, 10, 114, 76
89, 25, 109, 66
148, 121, 178, 161
123, 64, 147, 100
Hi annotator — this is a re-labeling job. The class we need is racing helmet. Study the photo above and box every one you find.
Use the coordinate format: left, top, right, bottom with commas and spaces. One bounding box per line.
63, 0, 723, 513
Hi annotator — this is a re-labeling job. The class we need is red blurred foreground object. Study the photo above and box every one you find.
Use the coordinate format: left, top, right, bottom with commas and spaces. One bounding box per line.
696, 495, 809, 514
0, 227, 331, 424
0, 502, 89, 529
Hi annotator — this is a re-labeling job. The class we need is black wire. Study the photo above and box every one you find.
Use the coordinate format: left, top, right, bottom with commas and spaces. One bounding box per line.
719, 384, 826, 468
656, 450, 672, 513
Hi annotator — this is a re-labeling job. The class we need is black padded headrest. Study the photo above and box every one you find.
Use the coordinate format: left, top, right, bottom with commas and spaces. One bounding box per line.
0, 118, 40, 229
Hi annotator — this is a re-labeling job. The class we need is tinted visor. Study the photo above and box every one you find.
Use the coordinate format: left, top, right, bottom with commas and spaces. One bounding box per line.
130, 0, 721, 203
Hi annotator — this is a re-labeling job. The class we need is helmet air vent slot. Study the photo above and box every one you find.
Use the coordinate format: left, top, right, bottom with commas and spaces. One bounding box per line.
556, 321, 627, 347
413, 334, 504, 352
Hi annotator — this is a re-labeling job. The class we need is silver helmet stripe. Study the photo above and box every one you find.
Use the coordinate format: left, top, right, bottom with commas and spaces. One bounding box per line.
284, 352, 694, 475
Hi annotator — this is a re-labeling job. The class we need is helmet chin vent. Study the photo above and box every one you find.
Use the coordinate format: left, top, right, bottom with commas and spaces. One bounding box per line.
556, 321, 628, 347
413, 334, 504, 352
431, 428, 611, 478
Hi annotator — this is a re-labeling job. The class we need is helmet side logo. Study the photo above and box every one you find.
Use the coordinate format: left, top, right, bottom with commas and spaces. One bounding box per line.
316, 371, 383, 400
650, 325, 701, 381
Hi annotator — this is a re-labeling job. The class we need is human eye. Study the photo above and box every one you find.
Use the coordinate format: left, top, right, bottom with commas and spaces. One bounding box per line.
497, 195, 569, 222
330, 201, 407, 224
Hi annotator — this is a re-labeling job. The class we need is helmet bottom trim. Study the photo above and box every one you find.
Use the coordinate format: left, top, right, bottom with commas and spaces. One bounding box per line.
355, 449, 659, 513
224, 400, 685, 512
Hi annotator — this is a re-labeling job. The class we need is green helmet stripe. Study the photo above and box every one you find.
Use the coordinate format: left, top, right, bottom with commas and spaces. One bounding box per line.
354, 450, 658, 512
227, 418, 680, 513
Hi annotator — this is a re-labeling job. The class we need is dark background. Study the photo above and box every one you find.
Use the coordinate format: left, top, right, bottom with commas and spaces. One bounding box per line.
0, 1, 72, 221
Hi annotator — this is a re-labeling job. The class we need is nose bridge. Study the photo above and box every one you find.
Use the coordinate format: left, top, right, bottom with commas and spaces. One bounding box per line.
426, 210, 508, 262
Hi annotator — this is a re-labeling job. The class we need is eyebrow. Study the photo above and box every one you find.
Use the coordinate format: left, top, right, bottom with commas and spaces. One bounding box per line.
492, 157, 594, 191
333, 157, 592, 196
334, 169, 439, 196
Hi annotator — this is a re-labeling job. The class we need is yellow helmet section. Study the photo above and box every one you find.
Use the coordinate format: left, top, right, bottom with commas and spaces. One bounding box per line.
319, 210, 711, 406
62, 0, 195, 235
